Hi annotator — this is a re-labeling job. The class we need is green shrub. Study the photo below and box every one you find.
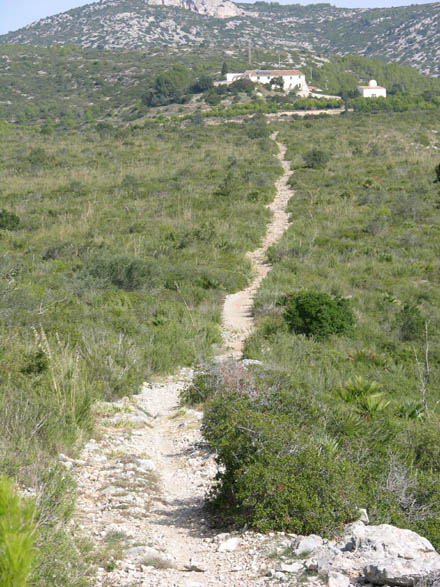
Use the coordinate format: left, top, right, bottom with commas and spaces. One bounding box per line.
203, 392, 359, 535
0, 209, 20, 230
336, 377, 390, 418
284, 291, 354, 339
21, 350, 49, 376
303, 149, 331, 169
0, 476, 36, 586
396, 303, 425, 341
84, 255, 161, 291
245, 114, 270, 139
408, 417, 440, 473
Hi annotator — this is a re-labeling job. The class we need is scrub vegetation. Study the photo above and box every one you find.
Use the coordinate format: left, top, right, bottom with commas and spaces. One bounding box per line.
2, 40, 440, 583
0, 116, 279, 583
193, 110, 440, 548
2, 44, 440, 129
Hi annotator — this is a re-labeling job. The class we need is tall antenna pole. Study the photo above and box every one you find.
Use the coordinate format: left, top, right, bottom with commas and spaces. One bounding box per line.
248, 40, 252, 66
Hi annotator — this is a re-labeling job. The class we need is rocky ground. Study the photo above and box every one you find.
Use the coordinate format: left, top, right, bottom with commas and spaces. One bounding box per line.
66, 376, 440, 586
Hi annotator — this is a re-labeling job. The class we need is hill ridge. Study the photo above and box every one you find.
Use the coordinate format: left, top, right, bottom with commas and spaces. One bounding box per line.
1, 0, 440, 76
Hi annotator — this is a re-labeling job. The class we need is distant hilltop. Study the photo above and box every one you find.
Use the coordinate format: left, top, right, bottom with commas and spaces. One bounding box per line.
146, 0, 243, 18
1, 0, 440, 76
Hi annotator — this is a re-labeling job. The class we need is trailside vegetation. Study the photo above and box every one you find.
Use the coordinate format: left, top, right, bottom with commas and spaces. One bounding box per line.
0, 117, 280, 582
190, 110, 440, 548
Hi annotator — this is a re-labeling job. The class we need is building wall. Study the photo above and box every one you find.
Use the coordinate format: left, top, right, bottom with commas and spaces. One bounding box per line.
359, 87, 387, 98
248, 73, 307, 91
225, 72, 308, 92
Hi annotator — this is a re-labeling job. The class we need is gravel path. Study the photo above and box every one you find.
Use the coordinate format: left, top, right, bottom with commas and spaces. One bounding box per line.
221, 135, 293, 358
69, 137, 298, 586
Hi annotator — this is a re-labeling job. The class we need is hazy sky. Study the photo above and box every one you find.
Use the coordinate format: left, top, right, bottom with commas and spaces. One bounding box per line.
0, 0, 437, 35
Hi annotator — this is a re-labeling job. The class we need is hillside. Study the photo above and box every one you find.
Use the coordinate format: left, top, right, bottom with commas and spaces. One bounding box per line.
1, 0, 440, 76
1, 22, 440, 581
1, 44, 440, 128
2, 109, 440, 584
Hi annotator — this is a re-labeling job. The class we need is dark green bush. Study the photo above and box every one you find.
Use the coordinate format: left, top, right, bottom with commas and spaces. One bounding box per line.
0, 209, 20, 230
21, 350, 49, 376
191, 75, 213, 94
245, 114, 270, 140
284, 291, 354, 339
230, 78, 254, 94
203, 392, 359, 535
27, 147, 52, 169
303, 149, 331, 169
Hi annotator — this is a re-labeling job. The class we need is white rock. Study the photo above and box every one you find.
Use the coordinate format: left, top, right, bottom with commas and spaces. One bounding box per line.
215, 532, 231, 542
266, 569, 276, 577
358, 508, 369, 524
304, 559, 318, 572
136, 459, 155, 472
328, 570, 350, 587
90, 454, 107, 463
100, 485, 118, 495
294, 535, 324, 556
124, 546, 173, 566
280, 562, 303, 573
364, 558, 440, 586
348, 523, 436, 559
241, 359, 264, 367
217, 537, 242, 552
59, 453, 74, 462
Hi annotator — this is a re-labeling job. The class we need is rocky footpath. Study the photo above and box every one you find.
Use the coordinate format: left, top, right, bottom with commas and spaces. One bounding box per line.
65, 367, 440, 586
67, 369, 271, 586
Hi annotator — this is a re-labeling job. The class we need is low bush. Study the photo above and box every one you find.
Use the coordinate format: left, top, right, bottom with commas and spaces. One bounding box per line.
203, 388, 360, 535
83, 255, 161, 291
0, 209, 20, 230
180, 370, 221, 405
302, 149, 331, 169
284, 291, 354, 340
396, 303, 425, 342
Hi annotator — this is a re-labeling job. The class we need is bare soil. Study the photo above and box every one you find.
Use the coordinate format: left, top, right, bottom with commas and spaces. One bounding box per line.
221, 135, 292, 358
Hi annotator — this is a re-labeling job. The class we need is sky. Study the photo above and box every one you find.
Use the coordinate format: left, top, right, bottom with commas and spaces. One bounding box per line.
0, 0, 437, 35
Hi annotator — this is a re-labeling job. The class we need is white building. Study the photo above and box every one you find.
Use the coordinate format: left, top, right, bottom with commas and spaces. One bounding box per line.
358, 80, 387, 98
225, 69, 308, 92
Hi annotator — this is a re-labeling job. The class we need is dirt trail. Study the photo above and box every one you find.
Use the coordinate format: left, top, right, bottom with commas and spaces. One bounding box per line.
70, 136, 295, 586
221, 134, 293, 358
